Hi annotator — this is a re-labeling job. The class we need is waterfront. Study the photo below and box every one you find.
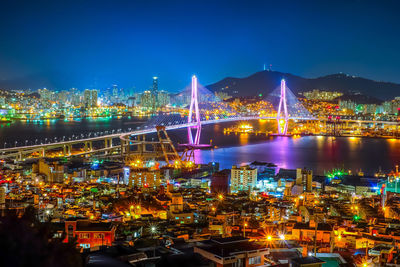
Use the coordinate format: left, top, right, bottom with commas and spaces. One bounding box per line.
1, 118, 400, 176
194, 134, 400, 175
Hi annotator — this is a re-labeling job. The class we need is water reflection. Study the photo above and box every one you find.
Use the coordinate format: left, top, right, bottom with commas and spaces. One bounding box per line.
195, 135, 400, 176
239, 133, 249, 146
0, 118, 399, 175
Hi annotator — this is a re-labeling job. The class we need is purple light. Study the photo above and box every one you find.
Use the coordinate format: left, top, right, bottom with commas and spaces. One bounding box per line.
276, 79, 288, 135
188, 75, 201, 145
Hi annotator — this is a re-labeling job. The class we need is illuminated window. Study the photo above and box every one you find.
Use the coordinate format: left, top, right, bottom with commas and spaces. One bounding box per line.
79, 233, 90, 239
94, 233, 105, 239
249, 256, 261, 265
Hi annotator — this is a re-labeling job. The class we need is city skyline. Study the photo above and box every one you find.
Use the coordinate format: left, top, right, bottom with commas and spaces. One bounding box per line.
1, 1, 400, 266
1, 0, 400, 91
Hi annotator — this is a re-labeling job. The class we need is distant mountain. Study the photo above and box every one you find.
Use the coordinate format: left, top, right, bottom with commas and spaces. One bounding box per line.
206, 71, 400, 101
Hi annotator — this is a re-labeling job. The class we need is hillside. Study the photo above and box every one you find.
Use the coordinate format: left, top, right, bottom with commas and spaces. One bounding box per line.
206, 71, 400, 100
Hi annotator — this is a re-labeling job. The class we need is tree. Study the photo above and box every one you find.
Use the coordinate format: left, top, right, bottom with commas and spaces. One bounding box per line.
0, 206, 82, 267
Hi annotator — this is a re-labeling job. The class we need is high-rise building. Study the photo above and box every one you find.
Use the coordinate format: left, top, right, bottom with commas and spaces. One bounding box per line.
139, 91, 153, 111
152, 77, 158, 94
112, 84, 118, 98
296, 168, 313, 192
230, 165, 257, 192
91, 90, 98, 107
83, 89, 98, 108
157, 90, 170, 107
84, 89, 91, 108
70, 88, 81, 106
152, 77, 159, 110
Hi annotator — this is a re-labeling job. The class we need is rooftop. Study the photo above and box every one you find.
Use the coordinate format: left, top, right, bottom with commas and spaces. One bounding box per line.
196, 237, 268, 258
291, 256, 326, 264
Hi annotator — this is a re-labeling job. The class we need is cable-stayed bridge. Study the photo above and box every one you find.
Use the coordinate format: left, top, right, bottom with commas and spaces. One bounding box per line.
0, 76, 395, 161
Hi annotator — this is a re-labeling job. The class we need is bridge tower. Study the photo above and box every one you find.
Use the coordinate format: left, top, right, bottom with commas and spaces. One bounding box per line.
276, 79, 289, 135
188, 75, 201, 145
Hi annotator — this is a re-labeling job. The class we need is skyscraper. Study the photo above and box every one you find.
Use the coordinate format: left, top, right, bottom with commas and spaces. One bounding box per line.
84, 89, 91, 108
152, 77, 158, 94
152, 77, 158, 110
139, 91, 153, 111
91, 90, 98, 107
112, 84, 118, 98
83, 89, 98, 108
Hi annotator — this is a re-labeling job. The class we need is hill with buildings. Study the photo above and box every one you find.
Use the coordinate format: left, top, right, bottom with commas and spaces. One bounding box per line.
206, 71, 400, 100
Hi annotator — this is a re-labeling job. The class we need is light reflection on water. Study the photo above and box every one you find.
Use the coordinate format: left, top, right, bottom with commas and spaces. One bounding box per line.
194, 135, 400, 176
0, 118, 399, 175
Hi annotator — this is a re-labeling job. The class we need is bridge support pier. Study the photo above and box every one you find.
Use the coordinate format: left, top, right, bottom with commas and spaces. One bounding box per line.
104, 138, 113, 155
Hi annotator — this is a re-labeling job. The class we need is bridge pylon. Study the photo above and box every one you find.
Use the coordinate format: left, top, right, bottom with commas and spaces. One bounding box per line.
276, 79, 289, 135
188, 75, 201, 145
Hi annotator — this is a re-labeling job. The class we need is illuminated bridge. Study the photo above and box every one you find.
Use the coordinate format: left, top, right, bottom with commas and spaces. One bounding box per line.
0, 76, 397, 161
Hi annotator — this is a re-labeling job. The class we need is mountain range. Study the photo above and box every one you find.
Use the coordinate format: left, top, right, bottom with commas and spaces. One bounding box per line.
206, 71, 400, 101
1, 70, 399, 102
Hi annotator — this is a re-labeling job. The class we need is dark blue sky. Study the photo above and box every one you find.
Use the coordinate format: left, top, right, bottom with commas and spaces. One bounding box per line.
0, 0, 399, 92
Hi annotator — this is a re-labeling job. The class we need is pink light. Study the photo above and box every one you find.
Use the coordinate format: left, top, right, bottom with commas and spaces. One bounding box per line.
276, 79, 288, 135
188, 75, 201, 145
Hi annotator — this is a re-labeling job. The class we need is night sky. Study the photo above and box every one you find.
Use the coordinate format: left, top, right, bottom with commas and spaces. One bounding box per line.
0, 0, 399, 92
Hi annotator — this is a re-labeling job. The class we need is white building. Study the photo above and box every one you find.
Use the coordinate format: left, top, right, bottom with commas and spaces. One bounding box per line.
230, 165, 257, 192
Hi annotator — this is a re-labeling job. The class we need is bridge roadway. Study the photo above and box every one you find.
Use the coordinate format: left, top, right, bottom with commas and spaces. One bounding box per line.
0, 116, 397, 160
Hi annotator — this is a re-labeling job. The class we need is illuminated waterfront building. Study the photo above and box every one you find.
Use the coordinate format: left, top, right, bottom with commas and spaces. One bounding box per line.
70, 88, 81, 106
152, 76, 158, 109
139, 90, 154, 111
157, 90, 170, 107
152, 76, 158, 94
230, 165, 257, 192
383, 98, 400, 115
91, 90, 98, 107
83, 89, 98, 108
112, 84, 118, 99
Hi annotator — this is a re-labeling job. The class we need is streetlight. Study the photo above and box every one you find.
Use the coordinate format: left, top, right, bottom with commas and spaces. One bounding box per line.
243, 222, 248, 237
